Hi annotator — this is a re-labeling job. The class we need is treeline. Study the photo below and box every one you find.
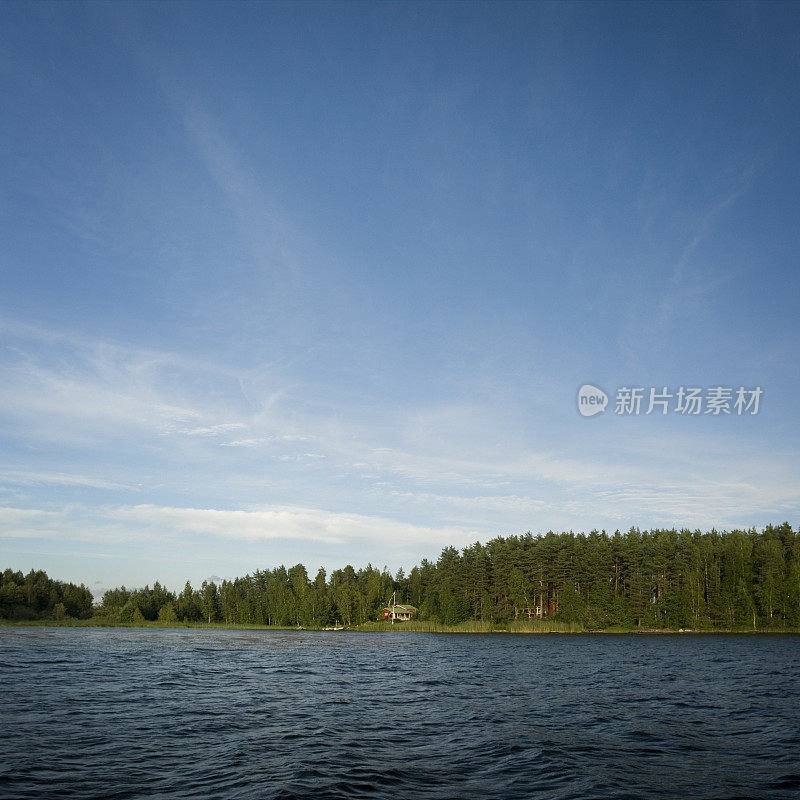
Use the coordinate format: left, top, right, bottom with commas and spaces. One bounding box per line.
4, 524, 800, 629
95, 564, 392, 627
410, 523, 800, 630
95, 523, 800, 629
0, 569, 94, 620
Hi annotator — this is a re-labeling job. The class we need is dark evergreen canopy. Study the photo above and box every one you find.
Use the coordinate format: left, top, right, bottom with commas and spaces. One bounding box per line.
3, 524, 798, 629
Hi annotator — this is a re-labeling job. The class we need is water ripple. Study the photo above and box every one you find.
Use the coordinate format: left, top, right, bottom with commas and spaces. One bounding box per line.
1, 630, 799, 799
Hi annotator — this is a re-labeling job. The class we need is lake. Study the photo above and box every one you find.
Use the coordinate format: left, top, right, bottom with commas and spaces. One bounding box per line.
1, 629, 799, 799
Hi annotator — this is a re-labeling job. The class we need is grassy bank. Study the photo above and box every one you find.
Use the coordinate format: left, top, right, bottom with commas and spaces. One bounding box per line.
3, 617, 798, 634
0, 618, 297, 630
0, 618, 623, 632
359, 619, 585, 633
357, 621, 799, 634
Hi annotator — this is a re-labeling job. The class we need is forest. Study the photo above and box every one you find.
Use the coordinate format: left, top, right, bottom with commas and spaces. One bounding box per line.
2, 523, 799, 629
0, 569, 93, 621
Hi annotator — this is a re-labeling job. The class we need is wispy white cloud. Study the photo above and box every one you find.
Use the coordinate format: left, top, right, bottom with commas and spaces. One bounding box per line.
219, 438, 271, 448
183, 422, 246, 437
672, 187, 747, 284
0, 470, 135, 491
1, 317, 797, 556
0, 318, 205, 442
180, 104, 296, 272
0, 502, 475, 549
0, 506, 60, 522
0, 506, 65, 539
109, 503, 470, 546
390, 491, 547, 513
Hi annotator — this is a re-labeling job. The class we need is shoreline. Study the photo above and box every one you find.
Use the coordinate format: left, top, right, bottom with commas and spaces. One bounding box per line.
1, 619, 798, 635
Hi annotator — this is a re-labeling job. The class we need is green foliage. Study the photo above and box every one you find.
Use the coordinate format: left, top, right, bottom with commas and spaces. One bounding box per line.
0, 568, 92, 620
200, 581, 220, 624
3, 523, 799, 630
555, 584, 585, 624
118, 599, 145, 623
158, 603, 179, 622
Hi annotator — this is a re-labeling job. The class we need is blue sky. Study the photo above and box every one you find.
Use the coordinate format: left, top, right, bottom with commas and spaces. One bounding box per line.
2, 1, 799, 594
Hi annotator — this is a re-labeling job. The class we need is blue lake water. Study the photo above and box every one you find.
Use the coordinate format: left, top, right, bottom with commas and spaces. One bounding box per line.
1, 629, 799, 799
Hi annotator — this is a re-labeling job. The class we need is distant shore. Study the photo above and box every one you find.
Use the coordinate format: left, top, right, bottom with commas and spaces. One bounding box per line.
2, 618, 798, 635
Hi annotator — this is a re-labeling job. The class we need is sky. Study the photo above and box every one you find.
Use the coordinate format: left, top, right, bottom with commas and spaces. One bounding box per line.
1, 1, 799, 595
